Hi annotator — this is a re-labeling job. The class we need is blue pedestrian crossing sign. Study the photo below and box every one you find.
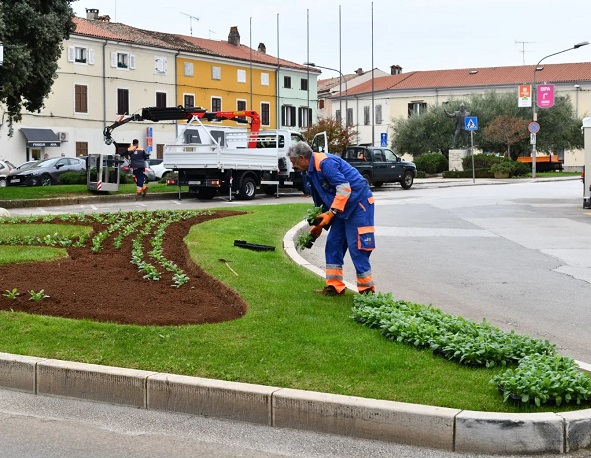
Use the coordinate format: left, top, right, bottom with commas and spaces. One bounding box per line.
465, 116, 478, 131
380, 132, 388, 147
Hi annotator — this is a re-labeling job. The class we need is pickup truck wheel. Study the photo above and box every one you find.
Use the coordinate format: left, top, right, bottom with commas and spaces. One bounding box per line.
197, 188, 216, 199
362, 173, 372, 187
238, 177, 256, 200
373, 181, 384, 188
401, 171, 414, 189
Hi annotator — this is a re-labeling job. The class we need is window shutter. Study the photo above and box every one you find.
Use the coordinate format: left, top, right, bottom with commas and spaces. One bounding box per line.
184, 62, 194, 77
164, 58, 168, 72
110, 52, 117, 68
88, 49, 95, 65
129, 54, 136, 70
68, 46, 75, 62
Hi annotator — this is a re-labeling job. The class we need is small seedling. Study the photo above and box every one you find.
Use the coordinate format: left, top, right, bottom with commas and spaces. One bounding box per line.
295, 232, 315, 251
3, 288, 20, 300
28, 289, 50, 301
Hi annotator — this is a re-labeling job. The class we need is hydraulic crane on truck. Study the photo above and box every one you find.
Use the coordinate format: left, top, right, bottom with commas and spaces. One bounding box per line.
103, 106, 261, 148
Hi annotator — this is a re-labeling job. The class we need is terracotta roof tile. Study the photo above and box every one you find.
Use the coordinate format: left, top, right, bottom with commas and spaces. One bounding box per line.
339, 63, 591, 97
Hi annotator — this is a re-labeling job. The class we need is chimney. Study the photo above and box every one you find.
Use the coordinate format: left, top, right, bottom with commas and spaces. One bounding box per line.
258, 42, 266, 54
228, 26, 240, 46
390, 64, 402, 75
355, 67, 364, 76
86, 8, 99, 20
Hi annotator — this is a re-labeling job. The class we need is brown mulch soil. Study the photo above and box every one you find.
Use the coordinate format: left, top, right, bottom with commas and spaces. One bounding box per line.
0, 211, 248, 326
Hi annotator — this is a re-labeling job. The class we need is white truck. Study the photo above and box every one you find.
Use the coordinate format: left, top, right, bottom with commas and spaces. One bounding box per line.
104, 106, 314, 200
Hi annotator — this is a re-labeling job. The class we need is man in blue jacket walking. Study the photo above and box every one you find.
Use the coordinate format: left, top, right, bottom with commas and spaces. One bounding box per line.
287, 141, 376, 296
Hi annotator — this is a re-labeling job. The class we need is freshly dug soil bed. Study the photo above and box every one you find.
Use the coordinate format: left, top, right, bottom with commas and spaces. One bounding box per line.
0, 211, 248, 326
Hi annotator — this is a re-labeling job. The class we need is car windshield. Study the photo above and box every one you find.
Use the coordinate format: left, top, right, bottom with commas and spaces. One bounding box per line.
35, 159, 60, 168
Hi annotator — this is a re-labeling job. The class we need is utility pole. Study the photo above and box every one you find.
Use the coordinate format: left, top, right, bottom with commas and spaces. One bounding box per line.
180, 12, 199, 37
515, 40, 535, 65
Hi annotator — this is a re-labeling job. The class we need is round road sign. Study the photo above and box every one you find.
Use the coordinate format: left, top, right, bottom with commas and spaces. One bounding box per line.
528, 122, 540, 134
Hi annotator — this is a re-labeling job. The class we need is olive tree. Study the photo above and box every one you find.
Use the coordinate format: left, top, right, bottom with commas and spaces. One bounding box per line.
0, 0, 75, 133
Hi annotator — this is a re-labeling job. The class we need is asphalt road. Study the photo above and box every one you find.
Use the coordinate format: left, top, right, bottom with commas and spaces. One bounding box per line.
3, 388, 590, 458
301, 178, 591, 363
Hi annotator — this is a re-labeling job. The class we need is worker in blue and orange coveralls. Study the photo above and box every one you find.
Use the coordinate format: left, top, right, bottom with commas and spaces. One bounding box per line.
121, 139, 149, 195
287, 141, 376, 296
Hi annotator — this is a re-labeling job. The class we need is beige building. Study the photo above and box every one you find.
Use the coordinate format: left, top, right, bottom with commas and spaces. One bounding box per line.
327, 63, 591, 168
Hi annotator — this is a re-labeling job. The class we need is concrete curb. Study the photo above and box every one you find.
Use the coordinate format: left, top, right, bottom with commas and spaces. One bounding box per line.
0, 192, 190, 209
1, 351, 590, 454
281, 219, 591, 454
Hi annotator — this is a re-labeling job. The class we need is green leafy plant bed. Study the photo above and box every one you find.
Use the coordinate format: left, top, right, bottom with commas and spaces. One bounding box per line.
352, 293, 591, 407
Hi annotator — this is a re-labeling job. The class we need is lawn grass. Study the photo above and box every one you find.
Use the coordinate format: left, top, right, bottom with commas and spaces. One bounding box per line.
0, 204, 584, 413
0, 182, 181, 200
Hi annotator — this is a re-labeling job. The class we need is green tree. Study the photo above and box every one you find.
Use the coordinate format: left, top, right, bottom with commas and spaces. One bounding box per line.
0, 0, 75, 132
300, 117, 357, 154
391, 91, 583, 157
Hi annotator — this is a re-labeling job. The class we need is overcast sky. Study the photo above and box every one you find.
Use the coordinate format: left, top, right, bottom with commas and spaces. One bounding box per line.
73, 0, 591, 77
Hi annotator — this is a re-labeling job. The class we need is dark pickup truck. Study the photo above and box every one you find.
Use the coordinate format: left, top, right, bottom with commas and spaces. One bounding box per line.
341, 145, 417, 189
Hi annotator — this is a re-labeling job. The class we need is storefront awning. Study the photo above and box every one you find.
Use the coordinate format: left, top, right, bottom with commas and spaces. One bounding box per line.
20, 128, 61, 147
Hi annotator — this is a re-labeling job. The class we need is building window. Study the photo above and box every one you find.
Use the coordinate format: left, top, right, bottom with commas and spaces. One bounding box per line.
284, 76, 291, 89
375, 104, 383, 124
111, 52, 135, 69
184, 62, 194, 77
184, 94, 195, 108
76, 142, 88, 157
319, 99, 325, 109
261, 72, 269, 86
236, 100, 247, 121
212, 66, 221, 80
74, 85, 88, 113
68, 46, 94, 65
335, 109, 341, 124
117, 88, 129, 115
298, 107, 312, 128
408, 102, 427, 117
300, 78, 308, 91
261, 102, 270, 126
154, 56, 167, 74
237, 69, 246, 83
211, 97, 222, 112
156, 92, 167, 108
281, 105, 296, 127
346, 108, 353, 127
363, 106, 370, 125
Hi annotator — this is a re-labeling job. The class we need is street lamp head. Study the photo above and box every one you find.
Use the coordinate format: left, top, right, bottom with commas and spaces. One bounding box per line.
303, 62, 315, 67
574, 41, 589, 49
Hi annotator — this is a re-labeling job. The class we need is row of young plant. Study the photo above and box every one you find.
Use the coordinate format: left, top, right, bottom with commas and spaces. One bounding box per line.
0, 209, 209, 288
352, 293, 591, 407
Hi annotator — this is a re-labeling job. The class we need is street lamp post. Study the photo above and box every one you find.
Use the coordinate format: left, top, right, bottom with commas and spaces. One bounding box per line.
304, 62, 348, 127
531, 41, 589, 178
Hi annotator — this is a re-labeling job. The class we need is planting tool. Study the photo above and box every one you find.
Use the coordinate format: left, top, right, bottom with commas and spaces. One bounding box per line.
219, 258, 238, 276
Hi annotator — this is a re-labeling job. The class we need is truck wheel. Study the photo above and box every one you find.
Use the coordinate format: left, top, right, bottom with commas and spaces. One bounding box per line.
262, 185, 277, 196
238, 177, 256, 200
362, 173, 372, 187
373, 181, 384, 188
401, 171, 414, 189
197, 188, 216, 199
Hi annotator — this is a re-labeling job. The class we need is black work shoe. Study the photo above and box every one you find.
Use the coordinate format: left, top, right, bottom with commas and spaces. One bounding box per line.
314, 286, 345, 296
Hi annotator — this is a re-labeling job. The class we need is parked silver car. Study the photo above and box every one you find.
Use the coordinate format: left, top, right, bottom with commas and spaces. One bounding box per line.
0, 160, 17, 187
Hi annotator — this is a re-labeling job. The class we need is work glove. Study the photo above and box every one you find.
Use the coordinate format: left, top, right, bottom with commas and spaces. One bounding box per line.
310, 225, 323, 239
313, 210, 336, 228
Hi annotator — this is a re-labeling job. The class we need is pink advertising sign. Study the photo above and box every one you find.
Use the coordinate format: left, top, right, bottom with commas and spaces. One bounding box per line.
537, 84, 555, 108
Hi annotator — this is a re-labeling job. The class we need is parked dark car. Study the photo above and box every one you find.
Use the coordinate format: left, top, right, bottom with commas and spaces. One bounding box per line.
6, 157, 86, 186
